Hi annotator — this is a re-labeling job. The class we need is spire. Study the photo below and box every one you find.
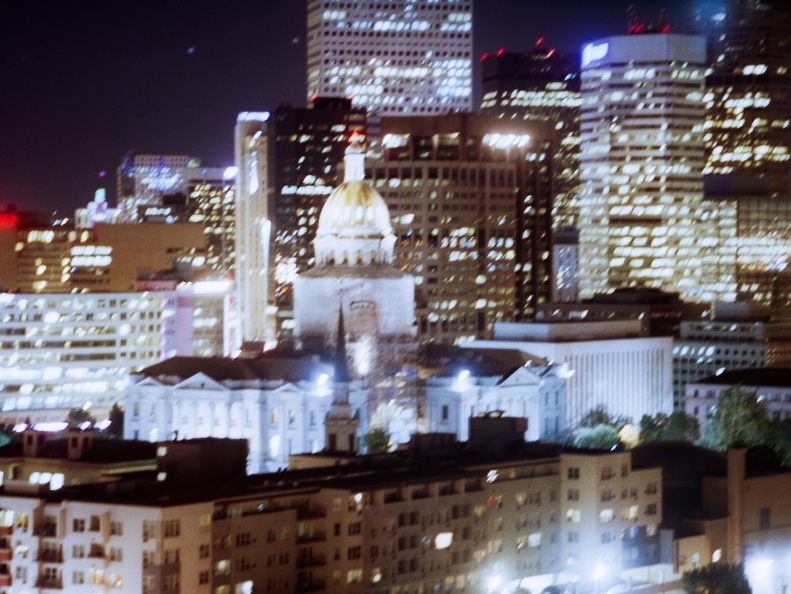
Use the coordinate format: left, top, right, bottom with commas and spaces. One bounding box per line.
343, 132, 366, 183
334, 308, 350, 383
325, 306, 358, 454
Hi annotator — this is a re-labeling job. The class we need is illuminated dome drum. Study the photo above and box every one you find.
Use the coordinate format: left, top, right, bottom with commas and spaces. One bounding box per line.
293, 139, 415, 360
313, 143, 396, 266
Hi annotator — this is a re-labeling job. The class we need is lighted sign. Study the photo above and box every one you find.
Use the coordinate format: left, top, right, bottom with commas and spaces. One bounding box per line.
582, 42, 609, 68
0, 213, 19, 228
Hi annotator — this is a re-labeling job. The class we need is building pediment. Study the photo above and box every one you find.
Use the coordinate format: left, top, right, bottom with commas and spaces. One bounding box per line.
498, 366, 543, 388
133, 376, 164, 388
173, 372, 228, 392
271, 383, 307, 397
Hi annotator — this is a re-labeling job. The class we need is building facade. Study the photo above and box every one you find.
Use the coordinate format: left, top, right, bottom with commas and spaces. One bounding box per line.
673, 304, 791, 408
578, 33, 736, 303
481, 41, 582, 232
234, 112, 276, 348
270, 98, 367, 339
116, 153, 196, 222
368, 114, 556, 344
466, 320, 674, 426
0, 291, 194, 424
684, 367, 791, 426
0, 217, 207, 294
125, 350, 568, 474
306, 0, 473, 116
0, 433, 664, 594
695, 0, 791, 198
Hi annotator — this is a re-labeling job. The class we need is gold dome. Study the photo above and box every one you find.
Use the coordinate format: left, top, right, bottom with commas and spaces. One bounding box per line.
317, 181, 393, 238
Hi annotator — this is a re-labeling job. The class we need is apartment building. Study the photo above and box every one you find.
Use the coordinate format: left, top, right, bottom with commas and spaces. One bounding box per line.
0, 426, 665, 594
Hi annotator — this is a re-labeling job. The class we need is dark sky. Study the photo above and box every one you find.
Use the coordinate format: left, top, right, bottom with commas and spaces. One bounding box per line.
1, 0, 692, 215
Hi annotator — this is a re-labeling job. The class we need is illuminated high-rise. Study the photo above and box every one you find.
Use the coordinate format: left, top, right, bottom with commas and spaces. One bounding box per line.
116, 153, 197, 222
369, 114, 555, 343
270, 98, 366, 339
695, 0, 791, 197
306, 0, 472, 115
481, 41, 581, 231
234, 112, 275, 349
578, 34, 736, 303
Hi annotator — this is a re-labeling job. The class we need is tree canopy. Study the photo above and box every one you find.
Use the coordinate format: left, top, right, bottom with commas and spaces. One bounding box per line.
572, 424, 619, 450
699, 386, 780, 453
579, 405, 630, 430
639, 411, 700, 443
363, 428, 390, 454
682, 562, 752, 593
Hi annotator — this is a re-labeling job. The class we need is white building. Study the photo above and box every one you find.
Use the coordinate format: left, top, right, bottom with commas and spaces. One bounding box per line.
465, 320, 674, 426
233, 112, 276, 349
578, 34, 736, 303
124, 348, 568, 473
0, 477, 215, 593
684, 367, 791, 426
673, 303, 791, 408
293, 139, 415, 366
306, 0, 472, 115
0, 292, 194, 424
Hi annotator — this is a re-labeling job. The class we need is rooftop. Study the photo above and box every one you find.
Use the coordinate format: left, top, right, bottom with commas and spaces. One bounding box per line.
692, 367, 791, 388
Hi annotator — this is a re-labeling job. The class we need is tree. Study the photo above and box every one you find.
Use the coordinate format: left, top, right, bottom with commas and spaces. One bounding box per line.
663, 411, 700, 442
579, 406, 629, 430
639, 413, 668, 442
66, 408, 96, 429
363, 428, 390, 453
682, 562, 752, 593
107, 403, 124, 438
572, 424, 619, 450
640, 411, 699, 443
699, 386, 780, 453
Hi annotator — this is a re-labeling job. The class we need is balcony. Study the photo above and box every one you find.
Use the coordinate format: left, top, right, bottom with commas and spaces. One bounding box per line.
296, 554, 326, 569
296, 579, 326, 593
35, 577, 63, 589
0, 526, 12, 536
33, 524, 57, 537
36, 550, 64, 563
0, 574, 10, 587
0, 549, 11, 562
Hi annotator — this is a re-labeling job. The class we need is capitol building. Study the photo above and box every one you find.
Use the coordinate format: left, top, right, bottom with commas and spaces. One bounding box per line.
125, 142, 569, 472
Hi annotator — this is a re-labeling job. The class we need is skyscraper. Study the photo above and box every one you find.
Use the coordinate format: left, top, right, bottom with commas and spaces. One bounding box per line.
306, 0, 473, 115
695, 0, 791, 197
481, 41, 581, 231
578, 33, 736, 303
270, 98, 366, 339
116, 153, 196, 222
369, 114, 555, 343
234, 112, 275, 349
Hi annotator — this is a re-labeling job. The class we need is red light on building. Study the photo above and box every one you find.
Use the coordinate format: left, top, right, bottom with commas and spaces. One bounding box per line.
535, 37, 544, 47
547, 49, 556, 57
480, 52, 489, 62
495, 47, 505, 57
660, 24, 671, 33
0, 213, 18, 229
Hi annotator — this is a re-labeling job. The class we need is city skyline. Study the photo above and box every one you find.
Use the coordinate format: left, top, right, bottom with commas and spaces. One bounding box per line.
1, 0, 691, 214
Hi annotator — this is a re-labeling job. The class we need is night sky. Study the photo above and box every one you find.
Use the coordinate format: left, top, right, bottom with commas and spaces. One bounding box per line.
1, 0, 692, 215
